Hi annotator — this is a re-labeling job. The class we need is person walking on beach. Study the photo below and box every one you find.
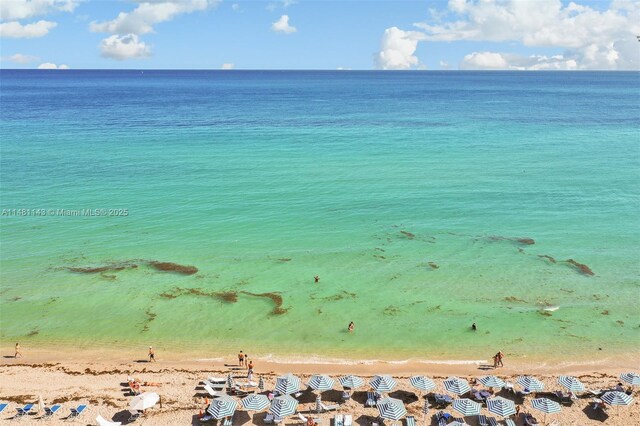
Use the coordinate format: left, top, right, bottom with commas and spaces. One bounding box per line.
248, 360, 253, 370
148, 346, 156, 362
238, 351, 245, 367
492, 353, 499, 369
348, 322, 354, 332
497, 351, 504, 367
15, 343, 23, 358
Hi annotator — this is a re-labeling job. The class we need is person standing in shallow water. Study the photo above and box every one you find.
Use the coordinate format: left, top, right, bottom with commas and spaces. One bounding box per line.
471, 322, 477, 331
348, 322, 354, 332
314, 275, 319, 283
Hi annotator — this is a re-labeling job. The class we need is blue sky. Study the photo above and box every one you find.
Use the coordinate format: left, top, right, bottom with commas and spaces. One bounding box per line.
1, 0, 638, 70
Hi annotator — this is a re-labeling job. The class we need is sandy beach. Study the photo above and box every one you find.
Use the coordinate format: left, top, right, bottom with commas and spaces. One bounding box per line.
1, 347, 638, 425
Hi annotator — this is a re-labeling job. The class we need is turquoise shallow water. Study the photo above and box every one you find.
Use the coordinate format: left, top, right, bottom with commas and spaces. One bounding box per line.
0, 70, 639, 361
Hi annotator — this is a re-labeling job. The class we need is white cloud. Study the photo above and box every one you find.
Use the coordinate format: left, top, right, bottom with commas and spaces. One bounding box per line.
37, 62, 69, 69
460, 51, 578, 70
374, 26, 425, 70
0, 20, 56, 38
221, 63, 235, 69
231, 3, 241, 12
439, 60, 450, 69
0, 0, 78, 21
267, 0, 296, 11
90, 0, 220, 35
99, 34, 151, 60
412, 0, 640, 70
4, 53, 39, 63
271, 14, 296, 33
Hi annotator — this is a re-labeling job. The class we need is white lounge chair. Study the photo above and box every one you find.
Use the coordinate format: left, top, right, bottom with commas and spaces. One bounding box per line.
334, 414, 344, 426
320, 402, 339, 412
96, 414, 122, 426
204, 384, 224, 397
344, 415, 353, 426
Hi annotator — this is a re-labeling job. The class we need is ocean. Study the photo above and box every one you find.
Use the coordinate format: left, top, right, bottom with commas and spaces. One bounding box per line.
1, 70, 638, 362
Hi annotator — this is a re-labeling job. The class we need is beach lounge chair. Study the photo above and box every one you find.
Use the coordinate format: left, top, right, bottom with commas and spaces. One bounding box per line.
524, 414, 539, 426
208, 377, 226, 384
334, 414, 344, 426
0, 403, 7, 414
264, 413, 275, 424
487, 417, 497, 426
223, 416, 233, 426
96, 414, 122, 426
204, 384, 224, 398
42, 404, 62, 419
320, 402, 339, 412
128, 410, 142, 422
366, 392, 377, 407
67, 404, 87, 420
478, 415, 489, 426
204, 380, 226, 391
15, 403, 34, 418
405, 415, 415, 426
505, 420, 516, 426
344, 414, 353, 426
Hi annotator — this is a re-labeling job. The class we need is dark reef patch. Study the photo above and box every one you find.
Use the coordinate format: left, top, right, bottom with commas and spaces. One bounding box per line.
565, 259, 594, 276
428, 262, 439, 269
148, 261, 198, 275
240, 291, 288, 315
400, 230, 415, 240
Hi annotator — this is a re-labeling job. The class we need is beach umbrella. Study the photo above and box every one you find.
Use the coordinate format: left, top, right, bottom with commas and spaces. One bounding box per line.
558, 376, 585, 393
620, 373, 640, 386
516, 376, 544, 392
339, 375, 364, 389
227, 373, 234, 389
443, 377, 471, 396
410, 376, 436, 392
370, 375, 397, 393
129, 392, 160, 411
275, 373, 301, 395
241, 394, 270, 412
601, 391, 633, 406
269, 395, 298, 418
452, 399, 481, 417
377, 397, 407, 421
258, 376, 265, 391
478, 376, 506, 389
207, 396, 238, 419
307, 375, 335, 391
531, 397, 561, 424
487, 397, 516, 418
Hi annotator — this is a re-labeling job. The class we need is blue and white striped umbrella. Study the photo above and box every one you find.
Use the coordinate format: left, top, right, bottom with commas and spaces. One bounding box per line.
443, 377, 471, 396
601, 391, 633, 406
452, 399, 481, 417
516, 376, 544, 392
339, 375, 364, 389
275, 374, 301, 395
207, 396, 238, 419
558, 376, 585, 393
479, 376, 506, 389
410, 376, 436, 392
377, 397, 407, 421
370, 375, 397, 393
620, 373, 640, 386
258, 376, 265, 391
531, 398, 561, 414
269, 395, 299, 417
227, 373, 234, 389
241, 394, 270, 412
307, 375, 335, 391
487, 397, 516, 418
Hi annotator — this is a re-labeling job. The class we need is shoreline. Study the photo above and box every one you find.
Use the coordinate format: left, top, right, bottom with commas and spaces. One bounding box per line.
2, 345, 639, 376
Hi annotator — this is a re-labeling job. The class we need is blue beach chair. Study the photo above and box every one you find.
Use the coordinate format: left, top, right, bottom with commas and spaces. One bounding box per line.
15, 403, 34, 418
405, 415, 416, 426
366, 392, 377, 407
0, 403, 8, 414
42, 404, 62, 419
505, 420, 516, 426
68, 404, 87, 420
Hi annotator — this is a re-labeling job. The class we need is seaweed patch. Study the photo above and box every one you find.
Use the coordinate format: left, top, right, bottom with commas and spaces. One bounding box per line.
240, 291, 288, 315
64, 259, 197, 276
565, 259, 595, 276
538, 254, 557, 264
400, 230, 415, 240
148, 261, 198, 275
428, 262, 439, 269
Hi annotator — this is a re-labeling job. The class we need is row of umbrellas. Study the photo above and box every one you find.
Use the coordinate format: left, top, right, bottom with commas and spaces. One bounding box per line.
208, 372, 638, 423
262, 372, 640, 395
